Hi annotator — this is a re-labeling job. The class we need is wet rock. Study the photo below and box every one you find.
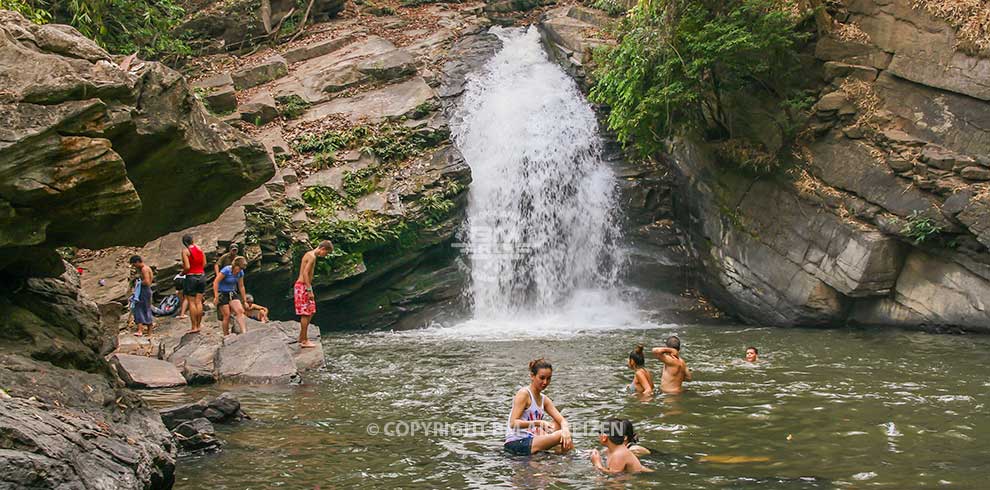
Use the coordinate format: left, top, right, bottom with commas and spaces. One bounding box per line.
110, 354, 187, 389
160, 392, 247, 429
215, 328, 300, 384
960, 166, 990, 181
438, 31, 501, 98
270, 320, 326, 371
232, 56, 288, 90
172, 417, 223, 453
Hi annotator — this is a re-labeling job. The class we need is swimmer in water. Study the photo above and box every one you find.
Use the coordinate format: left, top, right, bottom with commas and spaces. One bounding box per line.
652, 335, 691, 394
628, 345, 654, 395
745, 346, 759, 363
590, 418, 653, 474
503, 358, 574, 456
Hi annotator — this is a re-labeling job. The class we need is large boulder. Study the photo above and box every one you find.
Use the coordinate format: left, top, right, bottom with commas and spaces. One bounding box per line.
0, 11, 273, 276
110, 354, 188, 389
214, 327, 300, 384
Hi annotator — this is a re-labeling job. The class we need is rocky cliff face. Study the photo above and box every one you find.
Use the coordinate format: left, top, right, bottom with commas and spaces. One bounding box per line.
541, 1, 990, 332
0, 10, 276, 488
78, 5, 497, 331
671, 0, 990, 332
0, 10, 274, 277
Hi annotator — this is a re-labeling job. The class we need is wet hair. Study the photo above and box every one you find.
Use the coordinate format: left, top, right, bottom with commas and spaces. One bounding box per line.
233, 256, 247, 268
746, 346, 758, 355
629, 345, 645, 367
181, 234, 193, 247
665, 335, 681, 351
600, 418, 637, 445
245, 294, 254, 303
318, 240, 333, 251
129, 255, 142, 264
529, 358, 552, 375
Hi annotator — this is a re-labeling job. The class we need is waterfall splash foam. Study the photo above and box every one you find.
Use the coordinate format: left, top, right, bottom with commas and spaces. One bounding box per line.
451, 26, 628, 330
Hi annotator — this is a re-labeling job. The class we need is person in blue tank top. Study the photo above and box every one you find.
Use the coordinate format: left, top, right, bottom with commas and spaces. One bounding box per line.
503, 358, 573, 456
212, 256, 249, 336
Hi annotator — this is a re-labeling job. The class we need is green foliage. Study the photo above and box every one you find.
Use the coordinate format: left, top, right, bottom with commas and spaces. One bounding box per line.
302, 186, 355, 214
245, 204, 294, 246
590, 0, 809, 157
276, 94, 311, 120
418, 179, 464, 226
64, 0, 190, 60
901, 211, 942, 245
409, 100, 439, 119
342, 167, 379, 199
1, 0, 52, 23
589, 0, 627, 17
308, 213, 417, 272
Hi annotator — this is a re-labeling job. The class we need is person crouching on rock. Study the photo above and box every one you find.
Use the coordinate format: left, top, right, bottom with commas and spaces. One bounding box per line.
294, 240, 333, 348
213, 256, 249, 336
244, 294, 269, 322
503, 358, 574, 456
129, 255, 155, 337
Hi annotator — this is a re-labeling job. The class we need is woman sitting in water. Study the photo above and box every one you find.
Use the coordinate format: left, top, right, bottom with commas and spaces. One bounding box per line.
503, 358, 574, 456
627, 345, 654, 395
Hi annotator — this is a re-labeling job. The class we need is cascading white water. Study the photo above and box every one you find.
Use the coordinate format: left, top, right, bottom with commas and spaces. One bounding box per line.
452, 27, 624, 321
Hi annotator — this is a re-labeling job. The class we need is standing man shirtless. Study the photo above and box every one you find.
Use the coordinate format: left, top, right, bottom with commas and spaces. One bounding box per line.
294, 240, 333, 348
652, 336, 691, 394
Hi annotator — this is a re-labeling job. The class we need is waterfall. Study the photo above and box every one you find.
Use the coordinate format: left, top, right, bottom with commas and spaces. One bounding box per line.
452, 27, 624, 320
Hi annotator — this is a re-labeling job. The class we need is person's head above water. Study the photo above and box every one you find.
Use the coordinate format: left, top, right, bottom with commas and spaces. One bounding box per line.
628, 345, 646, 369
745, 346, 758, 363
665, 335, 681, 352
528, 358, 553, 390
599, 418, 636, 447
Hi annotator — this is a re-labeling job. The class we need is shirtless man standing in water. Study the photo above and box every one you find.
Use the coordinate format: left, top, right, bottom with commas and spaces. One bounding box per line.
652, 336, 691, 394
294, 240, 333, 348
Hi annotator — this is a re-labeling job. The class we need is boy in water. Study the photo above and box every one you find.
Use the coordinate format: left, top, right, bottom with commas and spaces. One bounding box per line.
590, 419, 652, 474
652, 335, 691, 394
294, 240, 333, 348
745, 346, 759, 363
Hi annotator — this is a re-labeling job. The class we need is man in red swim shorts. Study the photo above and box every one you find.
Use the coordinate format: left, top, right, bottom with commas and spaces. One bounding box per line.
295, 240, 333, 348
